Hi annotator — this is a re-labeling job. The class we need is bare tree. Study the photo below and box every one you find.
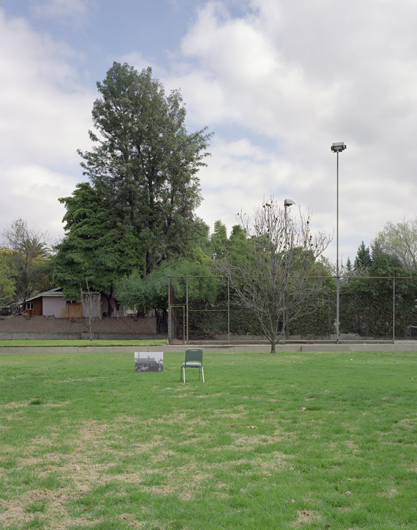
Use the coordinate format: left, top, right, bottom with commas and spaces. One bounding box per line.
3, 219, 50, 255
214, 198, 332, 353
2, 219, 52, 308
375, 216, 417, 270
80, 280, 100, 341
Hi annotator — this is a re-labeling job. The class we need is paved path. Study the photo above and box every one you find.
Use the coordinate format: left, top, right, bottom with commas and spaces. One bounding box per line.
1, 342, 417, 354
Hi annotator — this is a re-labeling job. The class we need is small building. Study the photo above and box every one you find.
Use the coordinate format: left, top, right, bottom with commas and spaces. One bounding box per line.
24, 288, 124, 319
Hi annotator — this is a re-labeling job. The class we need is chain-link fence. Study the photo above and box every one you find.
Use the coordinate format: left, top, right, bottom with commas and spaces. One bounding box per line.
168, 275, 417, 343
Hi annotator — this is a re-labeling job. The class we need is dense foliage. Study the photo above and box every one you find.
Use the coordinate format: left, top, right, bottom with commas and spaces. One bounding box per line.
116, 259, 218, 314
339, 242, 417, 338
0, 249, 16, 309
52, 63, 212, 313
78, 62, 212, 273
53, 183, 142, 314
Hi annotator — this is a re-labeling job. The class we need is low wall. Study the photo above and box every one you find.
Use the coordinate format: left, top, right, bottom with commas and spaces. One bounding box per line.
0, 315, 160, 340
0, 333, 168, 340
213, 333, 362, 341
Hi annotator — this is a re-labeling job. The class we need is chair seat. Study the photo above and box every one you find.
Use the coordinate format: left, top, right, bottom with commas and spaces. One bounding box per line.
182, 362, 202, 368
181, 349, 204, 383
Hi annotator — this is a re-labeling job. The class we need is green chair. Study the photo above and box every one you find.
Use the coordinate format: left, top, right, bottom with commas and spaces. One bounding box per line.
181, 349, 205, 383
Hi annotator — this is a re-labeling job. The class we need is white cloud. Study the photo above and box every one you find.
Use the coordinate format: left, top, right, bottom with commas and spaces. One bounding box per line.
195, 136, 295, 232
0, 9, 95, 239
4, 0, 417, 266
118, 51, 163, 78
169, 0, 417, 262
3, 164, 76, 240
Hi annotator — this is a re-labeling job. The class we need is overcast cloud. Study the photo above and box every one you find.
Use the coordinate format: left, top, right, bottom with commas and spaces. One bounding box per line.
1, 0, 417, 264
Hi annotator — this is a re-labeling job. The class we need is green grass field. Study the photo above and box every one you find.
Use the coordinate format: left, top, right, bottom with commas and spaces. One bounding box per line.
1, 350, 417, 529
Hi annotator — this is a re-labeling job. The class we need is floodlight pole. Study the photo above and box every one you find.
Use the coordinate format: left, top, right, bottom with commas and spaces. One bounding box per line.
283, 199, 295, 342
336, 151, 340, 344
331, 142, 346, 344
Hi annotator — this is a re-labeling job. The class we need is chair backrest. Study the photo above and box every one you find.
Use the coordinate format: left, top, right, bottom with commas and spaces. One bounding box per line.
185, 349, 203, 363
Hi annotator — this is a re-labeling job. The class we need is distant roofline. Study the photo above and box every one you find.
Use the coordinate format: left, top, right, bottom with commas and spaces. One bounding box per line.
26, 288, 63, 302
26, 287, 102, 303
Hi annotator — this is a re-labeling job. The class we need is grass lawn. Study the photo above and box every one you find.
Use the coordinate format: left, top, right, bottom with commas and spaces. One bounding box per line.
1, 350, 417, 529
0, 340, 167, 348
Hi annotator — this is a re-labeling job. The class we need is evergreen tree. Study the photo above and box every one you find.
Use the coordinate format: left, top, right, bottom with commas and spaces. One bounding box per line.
345, 257, 352, 272
53, 183, 142, 316
354, 241, 373, 270
78, 62, 212, 272
210, 220, 228, 260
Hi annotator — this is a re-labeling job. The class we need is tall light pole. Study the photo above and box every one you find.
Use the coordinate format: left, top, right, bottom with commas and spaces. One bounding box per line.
283, 199, 295, 341
331, 142, 347, 343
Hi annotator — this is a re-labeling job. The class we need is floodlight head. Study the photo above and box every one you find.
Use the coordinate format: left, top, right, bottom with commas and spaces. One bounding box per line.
284, 199, 295, 207
331, 142, 347, 153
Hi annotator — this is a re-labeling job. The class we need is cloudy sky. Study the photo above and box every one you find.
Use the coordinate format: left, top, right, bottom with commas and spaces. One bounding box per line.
1, 0, 417, 264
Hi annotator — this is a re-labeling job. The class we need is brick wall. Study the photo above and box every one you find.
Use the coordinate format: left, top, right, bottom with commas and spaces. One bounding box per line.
0, 315, 157, 336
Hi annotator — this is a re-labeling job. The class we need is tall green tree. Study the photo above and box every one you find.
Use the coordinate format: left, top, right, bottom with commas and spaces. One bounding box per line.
210, 220, 228, 260
354, 241, 373, 270
78, 62, 212, 272
53, 183, 142, 315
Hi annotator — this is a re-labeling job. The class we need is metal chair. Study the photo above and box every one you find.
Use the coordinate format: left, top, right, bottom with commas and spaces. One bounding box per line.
180, 349, 205, 383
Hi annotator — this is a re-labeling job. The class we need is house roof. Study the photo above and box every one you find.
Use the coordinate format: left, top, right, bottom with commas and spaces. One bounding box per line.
26, 288, 63, 302
26, 288, 101, 303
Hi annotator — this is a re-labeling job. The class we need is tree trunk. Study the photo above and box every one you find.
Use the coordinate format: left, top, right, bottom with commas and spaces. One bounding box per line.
270, 338, 276, 354
101, 289, 114, 317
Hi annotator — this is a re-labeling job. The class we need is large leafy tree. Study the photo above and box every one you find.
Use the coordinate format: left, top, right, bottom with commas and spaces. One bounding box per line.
53, 183, 142, 315
116, 259, 218, 314
78, 62, 212, 272
0, 249, 16, 309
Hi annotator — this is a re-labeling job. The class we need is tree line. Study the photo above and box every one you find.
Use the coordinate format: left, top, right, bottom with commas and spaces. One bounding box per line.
2, 62, 417, 350
339, 232, 417, 339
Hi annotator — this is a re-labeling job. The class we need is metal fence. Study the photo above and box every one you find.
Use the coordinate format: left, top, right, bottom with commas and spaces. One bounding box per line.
167, 275, 417, 343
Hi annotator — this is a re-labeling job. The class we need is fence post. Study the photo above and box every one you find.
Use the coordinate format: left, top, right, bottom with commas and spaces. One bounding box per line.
328, 295, 331, 339
182, 306, 185, 344
393, 276, 395, 343
168, 276, 171, 344
186, 276, 189, 344
227, 277, 230, 343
